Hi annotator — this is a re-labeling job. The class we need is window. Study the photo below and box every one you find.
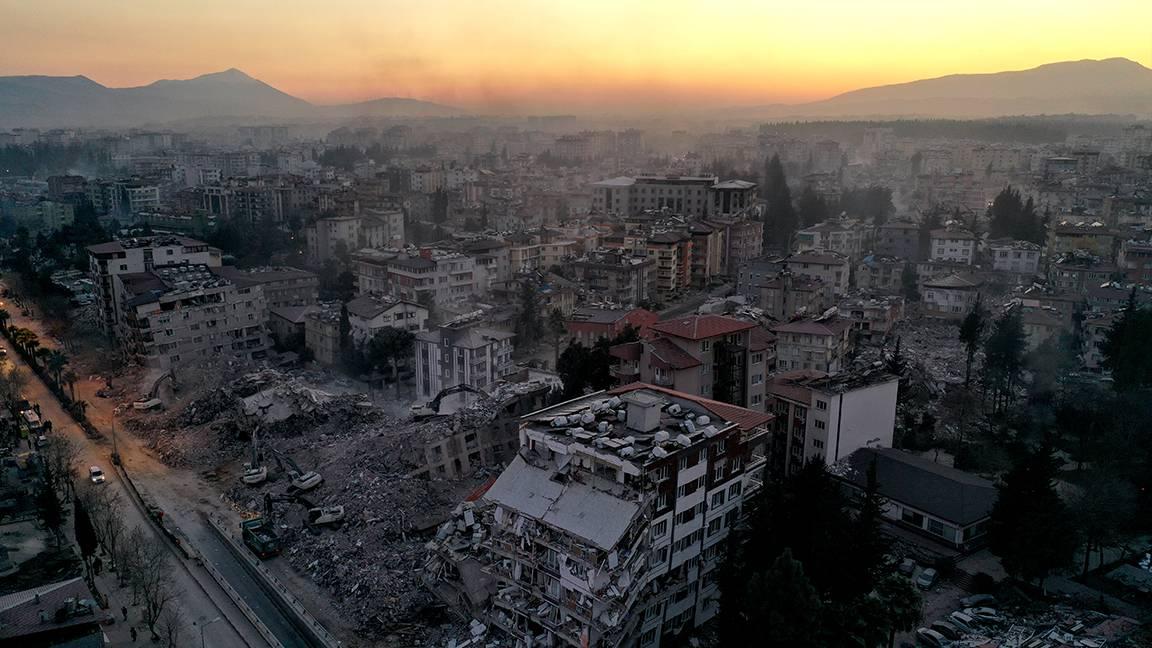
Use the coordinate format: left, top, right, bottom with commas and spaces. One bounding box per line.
652, 520, 668, 538
678, 451, 697, 470
728, 482, 742, 498
701, 340, 711, 352
814, 419, 826, 430
816, 399, 828, 410
657, 491, 671, 510
711, 491, 725, 508
901, 509, 925, 527
927, 518, 946, 537
707, 518, 723, 537
813, 439, 824, 449
751, 373, 763, 385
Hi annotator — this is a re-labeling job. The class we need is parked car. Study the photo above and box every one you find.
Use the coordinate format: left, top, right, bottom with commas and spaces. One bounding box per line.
948, 611, 979, 633
915, 567, 938, 589
89, 466, 106, 484
898, 558, 917, 575
915, 628, 947, 647
930, 621, 962, 640
964, 607, 1001, 622
960, 593, 997, 607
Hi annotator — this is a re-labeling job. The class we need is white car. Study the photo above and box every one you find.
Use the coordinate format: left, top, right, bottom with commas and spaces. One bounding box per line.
915, 567, 938, 589
916, 628, 947, 647
963, 607, 1002, 622
89, 466, 106, 484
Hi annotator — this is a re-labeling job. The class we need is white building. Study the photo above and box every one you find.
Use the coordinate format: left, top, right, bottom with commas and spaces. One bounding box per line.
987, 239, 1042, 276
922, 273, 983, 319
352, 249, 478, 307
414, 323, 515, 401
87, 236, 222, 334
929, 227, 977, 265
766, 368, 898, 476
114, 265, 269, 369
426, 384, 772, 648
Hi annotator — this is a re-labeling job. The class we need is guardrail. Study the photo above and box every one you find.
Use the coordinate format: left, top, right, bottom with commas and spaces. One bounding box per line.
195, 527, 286, 648
204, 514, 341, 648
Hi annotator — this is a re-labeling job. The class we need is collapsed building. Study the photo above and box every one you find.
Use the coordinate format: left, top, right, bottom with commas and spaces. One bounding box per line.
426, 384, 772, 648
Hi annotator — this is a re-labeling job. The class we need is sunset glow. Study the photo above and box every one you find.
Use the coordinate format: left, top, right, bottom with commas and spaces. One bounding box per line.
1, 0, 1149, 112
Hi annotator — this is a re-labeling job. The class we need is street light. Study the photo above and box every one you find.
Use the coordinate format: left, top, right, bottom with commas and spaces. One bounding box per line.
193, 616, 222, 648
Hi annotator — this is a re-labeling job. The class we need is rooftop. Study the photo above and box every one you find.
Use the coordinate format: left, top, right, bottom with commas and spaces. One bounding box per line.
87, 234, 208, 255
649, 314, 755, 340
771, 316, 852, 336
838, 448, 996, 526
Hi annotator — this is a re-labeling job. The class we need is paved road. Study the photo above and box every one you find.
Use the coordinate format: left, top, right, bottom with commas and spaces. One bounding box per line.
0, 328, 264, 647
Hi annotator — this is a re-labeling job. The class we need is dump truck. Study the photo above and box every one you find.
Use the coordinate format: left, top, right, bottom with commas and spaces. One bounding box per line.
240, 517, 280, 559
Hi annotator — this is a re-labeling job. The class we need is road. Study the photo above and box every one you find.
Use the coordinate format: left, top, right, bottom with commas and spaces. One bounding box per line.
0, 293, 274, 647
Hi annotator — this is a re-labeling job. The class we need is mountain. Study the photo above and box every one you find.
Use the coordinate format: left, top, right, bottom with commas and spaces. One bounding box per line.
0, 69, 463, 127
733, 58, 1152, 119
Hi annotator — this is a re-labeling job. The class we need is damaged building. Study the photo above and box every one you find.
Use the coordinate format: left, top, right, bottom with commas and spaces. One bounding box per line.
426, 384, 772, 648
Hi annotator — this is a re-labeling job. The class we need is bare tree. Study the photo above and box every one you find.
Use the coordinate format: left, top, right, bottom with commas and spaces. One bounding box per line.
41, 435, 81, 502
119, 525, 148, 594
133, 534, 176, 639
0, 364, 27, 406
157, 603, 186, 647
77, 483, 126, 572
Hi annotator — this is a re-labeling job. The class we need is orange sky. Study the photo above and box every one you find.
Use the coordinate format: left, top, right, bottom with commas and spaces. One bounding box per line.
1, 0, 1149, 112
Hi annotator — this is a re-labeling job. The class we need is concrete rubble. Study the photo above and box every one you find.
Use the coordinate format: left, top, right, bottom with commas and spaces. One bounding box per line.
123, 366, 548, 643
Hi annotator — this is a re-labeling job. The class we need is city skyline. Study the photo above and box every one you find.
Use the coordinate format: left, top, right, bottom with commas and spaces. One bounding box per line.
2, 0, 1150, 112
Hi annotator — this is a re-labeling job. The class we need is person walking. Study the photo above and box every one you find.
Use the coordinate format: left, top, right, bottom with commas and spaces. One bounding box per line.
130, 626, 137, 642
121, 606, 128, 621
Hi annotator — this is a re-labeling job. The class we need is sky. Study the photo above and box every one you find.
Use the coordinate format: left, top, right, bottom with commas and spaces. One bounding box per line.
1, 0, 1150, 113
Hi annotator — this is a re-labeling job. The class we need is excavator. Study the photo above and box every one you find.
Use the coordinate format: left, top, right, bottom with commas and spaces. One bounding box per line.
262, 492, 345, 528
268, 448, 323, 492
410, 384, 489, 420
240, 425, 268, 485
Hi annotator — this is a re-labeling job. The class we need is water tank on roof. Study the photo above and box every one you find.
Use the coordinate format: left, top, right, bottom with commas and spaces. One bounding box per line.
696, 415, 711, 426
580, 412, 595, 425
653, 430, 669, 444
675, 434, 692, 447
652, 447, 668, 459
551, 416, 569, 427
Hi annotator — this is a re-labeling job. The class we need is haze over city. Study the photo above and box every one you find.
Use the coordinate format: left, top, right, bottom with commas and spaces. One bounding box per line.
3, 0, 1151, 112
1, 3, 1152, 648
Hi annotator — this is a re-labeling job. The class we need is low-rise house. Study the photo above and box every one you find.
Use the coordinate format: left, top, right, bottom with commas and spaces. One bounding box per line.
874, 220, 922, 261
771, 315, 853, 373
838, 448, 996, 552
1048, 254, 1118, 293
765, 369, 898, 477
921, 273, 983, 318
1117, 239, 1152, 283
570, 251, 656, 306
1048, 220, 1117, 260
856, 255, 907, 293
794, 219, 864, 261
840, 296, 904, 345
0, 577, 109, 646
757, 273, 830, 320
219, 265, 319, 310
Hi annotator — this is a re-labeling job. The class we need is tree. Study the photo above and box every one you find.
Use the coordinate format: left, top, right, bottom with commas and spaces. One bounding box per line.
335, 271, 356, 302
0, 308, 9, 331
133, 534, 177, 639
750, 549, 824, 648
79, 483, 126, 572
795, 186, 829, 228
885, 337, 907, 376
158, 604, 186, 648
36, 473, 65, 546
900, 262, 920, 302
988, 186, 1044, 244
547, 308, 567, 369
988, 447, 1078, 588
61, 368, 78, 402
45, 349, 68, 390
874, 573, 923, 648
1069, 472, 1135, 575
958, 294, 985, 385
763, 154, 797, 251
513, 280, 544, 349
557, 341, 592, 397
838, 185, 894, 228
983, 307, 1026, 412
74, 498, 99, 587
366, 327, 415, 397
338, 302, 351, 352
1102, 290, 1152, 391
41, 436, 80, 502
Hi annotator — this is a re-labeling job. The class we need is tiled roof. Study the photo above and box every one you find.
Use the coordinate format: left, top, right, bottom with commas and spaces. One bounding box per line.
647, 338, 701, 370
922, 273, 982, 289
749, 327, 776, 351
650, 315, 755, 340
771, 317, 852, 336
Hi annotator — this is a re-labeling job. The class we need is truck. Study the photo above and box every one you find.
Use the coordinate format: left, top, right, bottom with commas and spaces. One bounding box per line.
240, 517, 280, 558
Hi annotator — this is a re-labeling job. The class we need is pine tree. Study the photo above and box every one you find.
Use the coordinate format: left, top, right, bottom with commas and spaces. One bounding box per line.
958, 294, 985, 385
751, 549, 823, 648
795, 186, 829, 227
763, 154, 797, 252
983, 307, 1027, 412
901, 262, 920, 302
1102, 288, 1152, 391
989, 447, 1078, 588
75, 498, 99, 586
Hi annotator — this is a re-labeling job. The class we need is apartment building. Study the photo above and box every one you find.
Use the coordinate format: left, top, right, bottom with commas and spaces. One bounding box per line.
873, 220, 922, 261
771, 315, 853, 373
610, 315, 766, 410
566, 307, 659, 347
218, 266, 319, 310
1048, 221, 1117, 259
758, 251, 851, 296
856, 255, 907, 293
306, 215, 362, 264
7, 200, 75, 234
929, 226, 977, 265
921, 273, 984, 319
414, 322, 516, 402
794, 219, 864, 261
687, 222, 723, 289
114, 265, 269, 370
705, 214, 763, 274
1117, 239, 1152, 283
757, 273, 830, 320
987, 239, 1042, 276
591, 175, 718, 218
647, 231, 693, 300
87, 235, 222, 334
361, 208, 405, 248
426, 384, 772, 648
765, 368, 898, 477
352, 249, 478, 307
570, 251, 656, 306
303, 295, 429, 365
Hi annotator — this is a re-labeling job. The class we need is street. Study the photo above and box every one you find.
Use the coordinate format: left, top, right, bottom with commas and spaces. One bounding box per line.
0, 291, 268, 647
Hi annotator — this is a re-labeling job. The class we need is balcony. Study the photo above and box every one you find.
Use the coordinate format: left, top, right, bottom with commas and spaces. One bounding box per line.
748, 453, 767, 471
652, 374, 674, 387
611, 364, 640, 381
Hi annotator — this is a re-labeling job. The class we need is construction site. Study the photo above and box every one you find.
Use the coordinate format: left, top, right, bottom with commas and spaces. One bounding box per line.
117, 363, 556, 645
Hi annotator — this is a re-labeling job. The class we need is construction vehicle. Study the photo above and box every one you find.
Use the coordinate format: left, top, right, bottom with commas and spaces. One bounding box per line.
410, 384, 488, 420
263, 492, 345, 528
240, 517, 280, 558
269, 448, 322, 492
240, 425, 268, 486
